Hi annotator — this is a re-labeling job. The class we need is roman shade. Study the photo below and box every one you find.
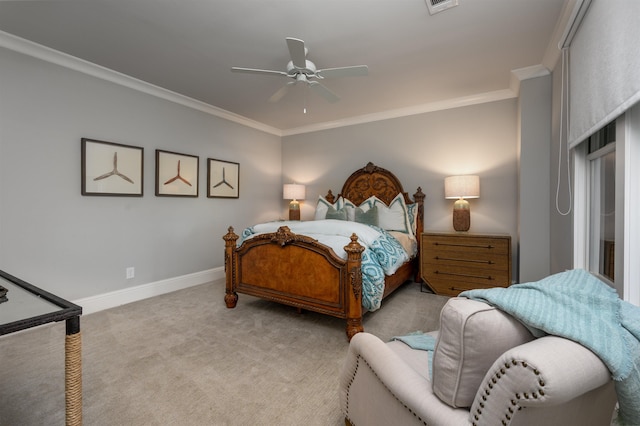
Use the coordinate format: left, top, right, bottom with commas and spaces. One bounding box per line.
566, 0, 640, 148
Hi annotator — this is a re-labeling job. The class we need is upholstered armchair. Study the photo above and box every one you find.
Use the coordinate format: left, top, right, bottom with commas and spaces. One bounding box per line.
339, 297, 617, 426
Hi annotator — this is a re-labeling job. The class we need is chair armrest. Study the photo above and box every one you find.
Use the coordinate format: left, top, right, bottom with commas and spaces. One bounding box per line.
470, 336, 613, 425
340, 332, 430, 408
340, 332, 469, 426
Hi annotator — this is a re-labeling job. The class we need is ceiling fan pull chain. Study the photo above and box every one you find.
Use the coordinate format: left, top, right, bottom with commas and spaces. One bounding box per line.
303, 84, 308, 114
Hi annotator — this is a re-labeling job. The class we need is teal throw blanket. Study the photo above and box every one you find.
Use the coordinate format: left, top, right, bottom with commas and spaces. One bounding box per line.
391, 332, 436, 378
461, 269, 640, 426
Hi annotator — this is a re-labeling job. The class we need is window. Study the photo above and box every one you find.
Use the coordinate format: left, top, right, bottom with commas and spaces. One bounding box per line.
586, 121, 616, 282
574, 106, 640, 305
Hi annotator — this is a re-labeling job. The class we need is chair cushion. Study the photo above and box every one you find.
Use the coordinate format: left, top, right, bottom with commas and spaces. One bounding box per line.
387, 331, 439, 381
431, 297, 534, 408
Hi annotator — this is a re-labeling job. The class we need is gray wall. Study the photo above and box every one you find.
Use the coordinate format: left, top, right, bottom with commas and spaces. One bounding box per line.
282, 100, 520, 281
549, 64, 574, 274
517, 74, 552, 282
0, 47, 281, 300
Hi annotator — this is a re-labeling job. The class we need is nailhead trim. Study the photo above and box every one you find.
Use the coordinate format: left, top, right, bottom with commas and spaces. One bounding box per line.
473, 358, 547, 425
343, 357, 359, 425
345, 355, 430, 425
346, 356, 547, 426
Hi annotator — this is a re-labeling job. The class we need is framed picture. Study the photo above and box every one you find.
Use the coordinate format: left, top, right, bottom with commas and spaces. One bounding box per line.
81, 138, 144, 196
207, 158, 239, 198
155, 150, 199, 197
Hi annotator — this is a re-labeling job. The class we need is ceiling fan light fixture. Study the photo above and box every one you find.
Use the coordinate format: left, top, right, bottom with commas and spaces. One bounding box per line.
425, 0, 458, 15
287, 59, 316, 75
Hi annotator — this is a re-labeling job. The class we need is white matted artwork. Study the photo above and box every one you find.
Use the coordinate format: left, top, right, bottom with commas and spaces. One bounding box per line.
155, 149, 199, 197
207, 158, 239, 198
81, 138, 144, 196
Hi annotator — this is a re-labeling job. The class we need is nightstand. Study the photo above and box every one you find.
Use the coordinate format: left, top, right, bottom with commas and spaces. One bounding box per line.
421, 232, 512, 296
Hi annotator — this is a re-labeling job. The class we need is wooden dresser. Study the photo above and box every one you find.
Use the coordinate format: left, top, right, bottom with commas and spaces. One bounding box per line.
421, 232, 512, 296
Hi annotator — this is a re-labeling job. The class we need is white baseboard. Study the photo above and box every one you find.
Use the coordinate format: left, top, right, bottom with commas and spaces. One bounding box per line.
73, 267, 224, 315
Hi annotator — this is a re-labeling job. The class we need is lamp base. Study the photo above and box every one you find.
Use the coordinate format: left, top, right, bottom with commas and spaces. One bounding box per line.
289, 200, 300, 221
452, 199, 470, 232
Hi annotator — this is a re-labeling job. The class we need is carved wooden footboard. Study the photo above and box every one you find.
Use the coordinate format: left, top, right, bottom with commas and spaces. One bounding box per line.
224, 226, 365, 340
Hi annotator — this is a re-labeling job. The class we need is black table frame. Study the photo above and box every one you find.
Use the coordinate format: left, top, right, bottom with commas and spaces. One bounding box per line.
0, 269, 83, 425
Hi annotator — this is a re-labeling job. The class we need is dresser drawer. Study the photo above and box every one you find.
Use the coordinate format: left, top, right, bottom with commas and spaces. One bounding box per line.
426, 234, 510, 255
421, 233, 511, 296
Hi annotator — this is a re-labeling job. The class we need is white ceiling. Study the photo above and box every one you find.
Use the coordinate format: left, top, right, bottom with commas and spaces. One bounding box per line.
0, 0, 570, 134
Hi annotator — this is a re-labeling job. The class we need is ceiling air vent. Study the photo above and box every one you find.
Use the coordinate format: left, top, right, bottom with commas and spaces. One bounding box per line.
426, 0, 459, 15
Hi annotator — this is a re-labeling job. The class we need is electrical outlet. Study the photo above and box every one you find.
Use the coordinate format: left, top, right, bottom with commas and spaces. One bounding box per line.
126, 267, 135, 279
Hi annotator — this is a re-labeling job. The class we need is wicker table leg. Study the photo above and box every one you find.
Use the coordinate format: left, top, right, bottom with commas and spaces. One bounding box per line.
65, 317, 82, 426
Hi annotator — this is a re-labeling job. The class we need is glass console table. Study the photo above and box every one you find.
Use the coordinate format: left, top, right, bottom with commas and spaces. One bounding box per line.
0, 269, 83, 426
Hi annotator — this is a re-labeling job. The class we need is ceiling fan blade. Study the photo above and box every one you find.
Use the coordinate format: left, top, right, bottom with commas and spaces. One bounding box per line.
286, 37, 307, 69
308, 81, 340, 103
231, 67, 288, 77
268, 81, 296, 103
317, 65, 369, 79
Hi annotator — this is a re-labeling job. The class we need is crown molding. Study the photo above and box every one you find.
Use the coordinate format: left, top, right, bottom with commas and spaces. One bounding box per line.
2, 29, 530, 138
0, 30, 282, 137
509, 65, 551, 96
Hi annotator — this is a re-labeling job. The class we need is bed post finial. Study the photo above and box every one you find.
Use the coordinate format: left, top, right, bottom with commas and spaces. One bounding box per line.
413, 187, 426, 283
414, 187, 425, 204
325, 189, 335, 204
344, 233, 365, 340
223, 227, 239, 308
414, 187, 425, 232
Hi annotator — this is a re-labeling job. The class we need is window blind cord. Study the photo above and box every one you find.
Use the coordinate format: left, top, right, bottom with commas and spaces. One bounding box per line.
556, 48, 572, 216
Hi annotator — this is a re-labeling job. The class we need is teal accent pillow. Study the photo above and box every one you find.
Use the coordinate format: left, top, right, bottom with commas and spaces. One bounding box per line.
325, 206, 348, 221
355, 205, 378, 226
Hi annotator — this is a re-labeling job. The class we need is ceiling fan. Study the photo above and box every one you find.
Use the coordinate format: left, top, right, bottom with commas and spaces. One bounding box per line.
231, 37, 368, 104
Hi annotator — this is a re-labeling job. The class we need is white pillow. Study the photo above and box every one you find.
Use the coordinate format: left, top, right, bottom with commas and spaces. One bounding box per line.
314, 195, 340, 220
338, 195, 414, 236
373, 194, 413, 236
341, 198, 357, 221
354, 196, 377, 213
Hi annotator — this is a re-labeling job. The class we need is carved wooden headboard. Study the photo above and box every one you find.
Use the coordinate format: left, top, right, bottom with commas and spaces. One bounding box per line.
339, 162, 414, 206
324, 162, 425, 241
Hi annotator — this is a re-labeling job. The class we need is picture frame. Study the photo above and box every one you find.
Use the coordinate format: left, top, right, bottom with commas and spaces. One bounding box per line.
81, 138, 144, 196
207, 158, 239, 198
155, 149, 199, 197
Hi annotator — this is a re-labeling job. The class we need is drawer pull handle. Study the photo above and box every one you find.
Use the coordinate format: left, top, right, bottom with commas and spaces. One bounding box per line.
434, 242, 495, 249
434, 270, 494, 280
435, 256, 494, 265
450, 286, 471, 292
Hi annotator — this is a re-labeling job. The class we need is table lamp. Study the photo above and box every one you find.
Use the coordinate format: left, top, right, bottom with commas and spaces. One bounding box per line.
283, 183, 305, 220
444, 175, 479, 232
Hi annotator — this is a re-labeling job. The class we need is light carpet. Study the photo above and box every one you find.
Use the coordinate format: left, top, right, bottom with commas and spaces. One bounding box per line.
0, 279, 448, 425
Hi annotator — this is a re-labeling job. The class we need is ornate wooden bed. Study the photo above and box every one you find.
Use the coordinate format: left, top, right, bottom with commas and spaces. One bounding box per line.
223, 162, 425, 340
